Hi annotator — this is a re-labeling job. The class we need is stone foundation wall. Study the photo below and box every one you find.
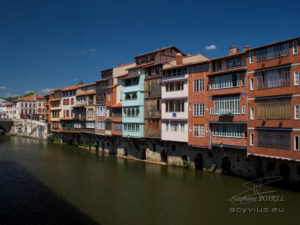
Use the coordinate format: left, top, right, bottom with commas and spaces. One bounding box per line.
52, 132, 300, 190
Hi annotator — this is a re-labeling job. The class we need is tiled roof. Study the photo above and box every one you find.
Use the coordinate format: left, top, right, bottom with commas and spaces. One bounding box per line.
134, 46, 185, 58
60, 83, 83, 91
128, 62, 154, 69
13, 95, 35, 102
78, 82, 96, 88
163, 53, 209, 70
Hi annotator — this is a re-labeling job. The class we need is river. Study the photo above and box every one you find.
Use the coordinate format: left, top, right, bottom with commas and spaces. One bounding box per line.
0, 136, 299, 225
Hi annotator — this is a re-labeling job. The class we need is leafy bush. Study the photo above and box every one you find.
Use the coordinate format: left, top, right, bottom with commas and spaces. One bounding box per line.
73, 139, 79, 146
47, 134, 55, 143
183, 160, 193, 169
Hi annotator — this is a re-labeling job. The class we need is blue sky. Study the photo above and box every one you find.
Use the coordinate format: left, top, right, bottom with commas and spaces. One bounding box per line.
0, 0, 299, 97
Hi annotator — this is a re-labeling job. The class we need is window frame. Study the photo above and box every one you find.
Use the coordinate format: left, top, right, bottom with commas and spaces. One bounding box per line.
294, 135, 299, 151
250, 133, 254, 146
295, 104, 300, 120
293, 40, 298, 55
294, 71, 299, 86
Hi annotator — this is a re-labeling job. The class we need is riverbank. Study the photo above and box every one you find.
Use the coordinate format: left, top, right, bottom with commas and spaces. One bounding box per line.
50, 131, 300, 190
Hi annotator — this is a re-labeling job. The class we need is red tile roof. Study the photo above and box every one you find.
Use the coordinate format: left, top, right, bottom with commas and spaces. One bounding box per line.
134, 46, 185, 58
60, 83, 83, 91
13, 95, 35, 102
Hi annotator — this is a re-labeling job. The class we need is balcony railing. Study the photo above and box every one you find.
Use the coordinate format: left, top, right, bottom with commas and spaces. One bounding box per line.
73, 114, 86, 121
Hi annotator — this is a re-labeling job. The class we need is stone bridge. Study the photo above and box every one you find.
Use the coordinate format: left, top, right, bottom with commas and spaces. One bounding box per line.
0, 119, 14, 134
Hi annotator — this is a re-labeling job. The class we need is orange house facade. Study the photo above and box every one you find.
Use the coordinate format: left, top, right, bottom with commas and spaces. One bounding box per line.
247, 37, 300, 161
188, 61, 210, 148
207, 47, 249, 150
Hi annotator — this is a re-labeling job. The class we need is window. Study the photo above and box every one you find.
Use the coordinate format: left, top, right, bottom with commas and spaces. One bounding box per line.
258, 131, 290, 149
188, 63, 209, 73
295, 105, 300, 120
293, 40, 298, 54
227, 58, 241, 68
193, 79, 205, 92
241, 77, 245, 86
193, 104, 205, 116
97, 121, 105, 130
210, 107, 213, 115
97, 106, 106, 117
166, 82, 184, 92
214, 96, 240, 115
250, 107, 254, 120
88, 109, 93, 118
123, 107, 140, 117
257, 99, 290, 120
242, 106, 245, 114
249, 51, 254, 64
256, 42, 289, 62
250, 133, 254, 146
250, 77, 254, 90
193, 124, 205, 137
107, 94, 111, 101
162, 67, 187, 78
113, 123, 122, 131
257, 69, 290, 89
212, 124, 244, 138
71, 98, 74, 105
294, 136, 299, 150
165, 100, 185, 113
294, 71, 299, 86
212, 73, 240, 89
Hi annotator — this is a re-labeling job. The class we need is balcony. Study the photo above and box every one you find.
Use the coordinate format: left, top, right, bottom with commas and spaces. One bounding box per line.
73, 114, 86, 121
146, 110, 161, 118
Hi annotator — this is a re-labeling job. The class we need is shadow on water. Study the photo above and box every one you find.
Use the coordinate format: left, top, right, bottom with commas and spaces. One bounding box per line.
0, 160, 101, 225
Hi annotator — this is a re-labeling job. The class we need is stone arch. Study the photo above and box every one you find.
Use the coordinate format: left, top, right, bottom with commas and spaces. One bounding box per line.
0, 126, 6, 135
221, 157, 231, 174
124, 147, 128, 156
255, 158, 263, 178
141, 148, 146, 160
160, 150, 168, 163
279, 163, 290, 187
181, 155, 188, 161
195, 153, 203, 170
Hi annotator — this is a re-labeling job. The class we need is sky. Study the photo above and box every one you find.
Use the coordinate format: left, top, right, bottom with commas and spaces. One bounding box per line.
0, 0, 299, 97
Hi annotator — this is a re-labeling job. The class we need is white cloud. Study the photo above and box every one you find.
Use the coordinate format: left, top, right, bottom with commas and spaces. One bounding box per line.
73, 78, 77, 82
0, 86, 6, 90
205, 45, 217, 50
39, 88, 53, 94
25, 90, 34, 94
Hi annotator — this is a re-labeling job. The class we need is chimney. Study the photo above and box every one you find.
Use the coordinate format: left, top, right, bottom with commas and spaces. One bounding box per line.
79, 80, 83, 85
243, 45, 250, 51
176, 53, 183, 65
119, 63, 124, 66
229, 46, 239, 55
